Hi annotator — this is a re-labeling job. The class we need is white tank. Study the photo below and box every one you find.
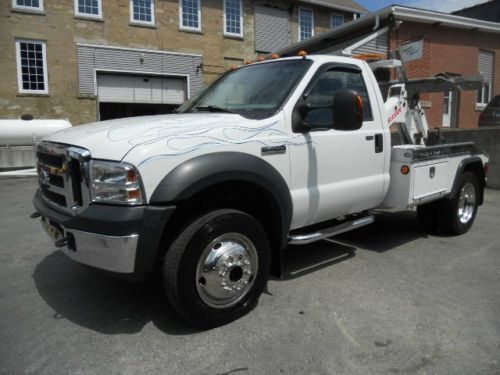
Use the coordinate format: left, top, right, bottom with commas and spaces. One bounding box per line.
0, 119, 72, 146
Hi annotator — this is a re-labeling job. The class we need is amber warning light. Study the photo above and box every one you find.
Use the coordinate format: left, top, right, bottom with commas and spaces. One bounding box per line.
401, 165, 410, 175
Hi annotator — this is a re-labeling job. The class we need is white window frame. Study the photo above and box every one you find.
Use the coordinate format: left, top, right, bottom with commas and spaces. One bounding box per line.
129, 0, 155, 26
74, 0, 103, 19
12, 0, 44, 12
476, 82, 492, 108
331, 13, 344, 29
223, 0, 243, 38
179, 0, 202, 32
15, 39, 49, 95
298, 7, 314, 42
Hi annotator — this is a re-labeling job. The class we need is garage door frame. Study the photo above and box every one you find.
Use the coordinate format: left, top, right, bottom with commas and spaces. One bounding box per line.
94, 68, 190, 120
94, 68, 191, 98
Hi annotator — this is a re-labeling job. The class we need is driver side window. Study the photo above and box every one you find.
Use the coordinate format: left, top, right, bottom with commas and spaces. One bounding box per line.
304, 68, 373, 128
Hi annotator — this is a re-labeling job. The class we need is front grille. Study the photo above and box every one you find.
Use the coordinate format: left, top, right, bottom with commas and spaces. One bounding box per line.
37, 142, 91, 215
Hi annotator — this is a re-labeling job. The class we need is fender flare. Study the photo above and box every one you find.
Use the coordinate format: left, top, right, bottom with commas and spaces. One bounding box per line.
149, 152, 293, 249
449, 156, 485, 205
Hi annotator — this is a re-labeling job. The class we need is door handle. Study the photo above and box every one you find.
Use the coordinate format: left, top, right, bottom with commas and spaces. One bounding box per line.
365, 135, 374, 140
375, 134, 383, 153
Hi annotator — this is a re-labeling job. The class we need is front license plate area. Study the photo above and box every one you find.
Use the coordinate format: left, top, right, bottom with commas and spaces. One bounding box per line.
41, 217, 64, 243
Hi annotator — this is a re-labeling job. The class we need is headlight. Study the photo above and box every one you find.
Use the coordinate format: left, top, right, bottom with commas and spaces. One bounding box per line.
90, 160, 144, 205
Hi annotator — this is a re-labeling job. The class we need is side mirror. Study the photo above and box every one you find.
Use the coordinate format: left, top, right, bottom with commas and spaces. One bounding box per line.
332, 90, 363, 131
292, 97, 334, 133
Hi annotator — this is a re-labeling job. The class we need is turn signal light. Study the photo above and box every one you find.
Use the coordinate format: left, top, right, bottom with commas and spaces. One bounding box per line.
401, 165, 410, 175
271, 53, 280, 59
298, 50, 307, 57
257, 55, 265, 61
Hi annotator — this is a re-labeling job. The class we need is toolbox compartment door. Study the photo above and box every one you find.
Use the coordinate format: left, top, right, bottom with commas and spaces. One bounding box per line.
412, 161, 449, 201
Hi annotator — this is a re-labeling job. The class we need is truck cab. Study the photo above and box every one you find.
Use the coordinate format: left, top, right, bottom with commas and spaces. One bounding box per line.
33, 55, 487, 327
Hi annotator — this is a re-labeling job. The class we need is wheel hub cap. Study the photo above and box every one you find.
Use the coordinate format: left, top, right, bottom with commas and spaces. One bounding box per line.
458, 182, 476, 224
196, 233, 258, 309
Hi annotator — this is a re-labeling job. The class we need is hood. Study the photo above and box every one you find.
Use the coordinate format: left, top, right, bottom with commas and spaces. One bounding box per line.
44, 113, 280, 162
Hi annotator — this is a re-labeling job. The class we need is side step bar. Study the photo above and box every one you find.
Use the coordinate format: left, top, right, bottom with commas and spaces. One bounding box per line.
287, 215, 375, 245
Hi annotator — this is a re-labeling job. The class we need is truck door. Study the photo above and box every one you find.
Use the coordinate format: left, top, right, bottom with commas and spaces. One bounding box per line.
289, 63, 388, 228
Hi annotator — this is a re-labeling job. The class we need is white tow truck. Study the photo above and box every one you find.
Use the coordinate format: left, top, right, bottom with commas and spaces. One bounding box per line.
33, 53, 488, 327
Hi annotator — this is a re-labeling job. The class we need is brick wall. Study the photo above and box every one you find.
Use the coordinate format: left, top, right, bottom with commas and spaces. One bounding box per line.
389, 22, 500, 129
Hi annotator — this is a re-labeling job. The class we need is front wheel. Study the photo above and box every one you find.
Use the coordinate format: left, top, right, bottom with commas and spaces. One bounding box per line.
163, 209, 271, 328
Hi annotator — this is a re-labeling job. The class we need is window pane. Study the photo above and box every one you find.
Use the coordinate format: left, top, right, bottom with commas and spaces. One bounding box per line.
16, 0, 41, 8
225, 0, 241, 35
331, 14, 344, 28
305, 68, 372, 126
299, 9, 313, 41
182, 0, 199, 28
18, 41, 46, 92
78, 0, 100, 15
133, 0, 153, 22
178, 59, 312, 118
484, 83, 490, 104
477, 87, 483, 104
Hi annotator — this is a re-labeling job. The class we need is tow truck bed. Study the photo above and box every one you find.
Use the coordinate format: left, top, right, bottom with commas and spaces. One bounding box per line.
381, 142, 484, 209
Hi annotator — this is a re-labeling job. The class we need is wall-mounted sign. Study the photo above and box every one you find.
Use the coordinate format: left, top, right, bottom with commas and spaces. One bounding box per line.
400, 39, 424, 63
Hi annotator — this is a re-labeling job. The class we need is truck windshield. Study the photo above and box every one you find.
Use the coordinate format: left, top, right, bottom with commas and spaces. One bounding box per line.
177, 59, 313, 119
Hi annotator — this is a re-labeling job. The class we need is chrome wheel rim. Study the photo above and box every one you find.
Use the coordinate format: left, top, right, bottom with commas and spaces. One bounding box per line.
195, 233, 258, 309
458, 182, 476, 224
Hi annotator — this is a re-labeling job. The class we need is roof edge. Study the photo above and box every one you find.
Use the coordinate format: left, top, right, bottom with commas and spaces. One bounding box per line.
391, 5, 500, 33
298, 0, 369, 14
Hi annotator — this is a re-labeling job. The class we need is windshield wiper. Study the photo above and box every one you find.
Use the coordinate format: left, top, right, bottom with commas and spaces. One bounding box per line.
193, 105, 236, 114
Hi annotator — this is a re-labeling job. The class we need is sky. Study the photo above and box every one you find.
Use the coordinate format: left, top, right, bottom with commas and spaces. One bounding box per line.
357, 0, 490, 13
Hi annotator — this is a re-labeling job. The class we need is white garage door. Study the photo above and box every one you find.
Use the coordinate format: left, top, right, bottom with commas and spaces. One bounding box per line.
97, 74, 186, 104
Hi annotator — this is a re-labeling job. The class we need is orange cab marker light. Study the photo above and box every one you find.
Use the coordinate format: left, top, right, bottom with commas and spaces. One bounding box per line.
401, 165, 410, 175
256, 56, 265, 62
353, 53, 385, 61
297, 50, 307, 57
271, 53, 280, 59
244, 60, 252, 65
231, 64, 237, 70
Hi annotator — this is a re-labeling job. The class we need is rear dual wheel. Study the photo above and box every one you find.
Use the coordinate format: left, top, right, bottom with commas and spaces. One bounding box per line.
163, 209, 270, 328
417, 171, 479, 235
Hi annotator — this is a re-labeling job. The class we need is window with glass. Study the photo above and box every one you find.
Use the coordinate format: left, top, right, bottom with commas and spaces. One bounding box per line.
302, 67, 372, 128
130, 0, 154, 24
180, 0, 201, 30
75, 0, 102, 18
224, 0, 242, 37
13, 0, 43, 11
177, 59, 313, 119
16, 40, 48, 94
477, 50, 494, 106
299, 8, 314, 41
477, 82, 492, 106
331, 14, 344, 28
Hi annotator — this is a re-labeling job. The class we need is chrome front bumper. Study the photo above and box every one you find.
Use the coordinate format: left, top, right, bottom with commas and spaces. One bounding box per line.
41, 218, 139, 273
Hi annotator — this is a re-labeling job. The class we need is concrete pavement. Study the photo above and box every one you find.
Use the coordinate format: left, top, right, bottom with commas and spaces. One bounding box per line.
1, 178, 499, 374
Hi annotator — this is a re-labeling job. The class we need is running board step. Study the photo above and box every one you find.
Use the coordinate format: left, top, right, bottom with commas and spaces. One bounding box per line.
287, 215, 375, 245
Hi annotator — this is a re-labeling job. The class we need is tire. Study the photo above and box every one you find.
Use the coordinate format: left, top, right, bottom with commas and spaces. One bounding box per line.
417, 199, 443, 234
439, 171, 480, 235
163, 209, 271, 328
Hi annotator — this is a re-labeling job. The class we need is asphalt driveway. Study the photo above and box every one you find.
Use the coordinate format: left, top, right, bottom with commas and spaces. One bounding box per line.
1, 177, 499, 374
